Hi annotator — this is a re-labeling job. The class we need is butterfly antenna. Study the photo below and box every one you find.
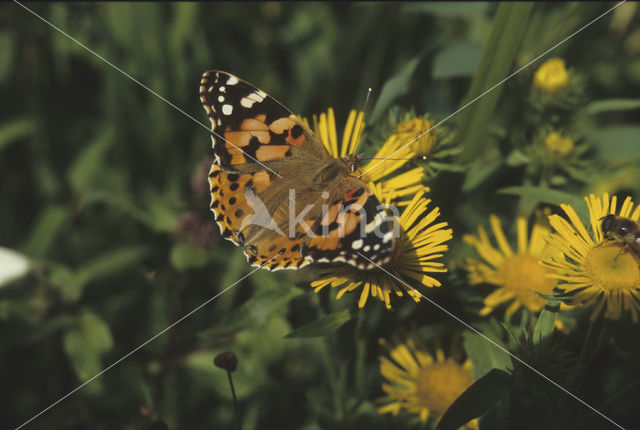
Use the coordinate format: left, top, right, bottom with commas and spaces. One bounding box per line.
352, 88, 373, 155
361, 156, 428, 161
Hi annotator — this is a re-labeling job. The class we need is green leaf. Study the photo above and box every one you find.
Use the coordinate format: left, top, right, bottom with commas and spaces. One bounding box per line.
505, 149, 530, 167
76, 246, 147, 286
457, 3, 534, 162
0, 118, 34, 152
21, 205, 68, 258
0, 31, 13, 82
461, 158, 501, 192
63, 311, 114, 393
463, 329, 512, 380
369, 57, 420, 124
498, 186, 589, 222
0, 247, 30, 288
146, 195, 182, 233
285, 310, 352, 338
68, 127, 114, 195
205, 286, 302, 334
582, 99, 640, 115
83, 191, 156, 228
170, 241, 210, 271
585, 126, 640, 162
52, 246, 147, 301
435, 369, 512, 430
432, 42, 483, 79
533, 297, 560, 345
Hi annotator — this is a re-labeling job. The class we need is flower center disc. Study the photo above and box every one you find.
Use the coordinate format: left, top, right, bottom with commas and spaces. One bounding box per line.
499, 255, 555, 308
585, 245, 640, 292
416, 361, 473, 415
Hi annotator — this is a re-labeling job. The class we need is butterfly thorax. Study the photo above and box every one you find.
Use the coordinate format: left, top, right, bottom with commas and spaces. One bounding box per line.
341, 154, 362, 173
312, 155, 361, 186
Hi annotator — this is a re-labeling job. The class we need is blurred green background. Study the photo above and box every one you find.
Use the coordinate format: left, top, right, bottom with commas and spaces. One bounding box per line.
2, 2, 640, 429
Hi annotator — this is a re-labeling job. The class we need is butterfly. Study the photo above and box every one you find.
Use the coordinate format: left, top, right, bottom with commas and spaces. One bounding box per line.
199, 71, 397, 271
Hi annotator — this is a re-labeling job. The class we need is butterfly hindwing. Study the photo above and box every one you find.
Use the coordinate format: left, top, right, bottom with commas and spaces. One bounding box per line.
303, 180, 397, 270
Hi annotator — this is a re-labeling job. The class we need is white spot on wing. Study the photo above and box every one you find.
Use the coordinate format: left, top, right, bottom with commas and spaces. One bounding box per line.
241, 97, 256, 108
218, 95, 224, 102
222, 104, 233, 115
352, 239, 363, 250
227, 76, 239, 85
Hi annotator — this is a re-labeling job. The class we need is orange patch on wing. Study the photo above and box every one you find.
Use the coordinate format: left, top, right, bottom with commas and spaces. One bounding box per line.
344, 188, 362, 200
252, 170, 271, 190
229, 147, 247, 164
349, 194, 368, 211
320, 203, 341, 226
342, 212, 360, 235
307, 234, 341, 251
239, 118, 269, 131
269, 117, 296, 134
224, 130, 271, 147
255, 145, 290, 162
286, 133, 306, 148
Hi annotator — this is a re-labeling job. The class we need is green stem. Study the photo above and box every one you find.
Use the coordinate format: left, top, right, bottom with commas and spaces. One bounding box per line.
227, 371, 242, 430
598, 377, 640, 412
458, 2, 534, 163
322, 337, 345, 419
573, 315, 604, 384
577, 377, 640, 427
354, 308, 366, 397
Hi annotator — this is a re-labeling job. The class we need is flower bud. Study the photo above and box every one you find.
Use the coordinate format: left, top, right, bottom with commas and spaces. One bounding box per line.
214, 350, 238, 372
544, 132, 574, 157
394, 117, 437, 157
534, 58, 570, 92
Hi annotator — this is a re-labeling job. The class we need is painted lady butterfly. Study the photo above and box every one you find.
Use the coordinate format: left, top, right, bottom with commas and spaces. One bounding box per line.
199, 71, 396, 271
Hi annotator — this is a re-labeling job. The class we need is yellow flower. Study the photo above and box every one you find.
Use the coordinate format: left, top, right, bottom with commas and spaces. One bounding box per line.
533, 57, 570, 92
306, 108, 450, 308
544, 131, 574, 157
463, 215, 557, 316
393, 117, 437, 157
311, 191, 452, 308
378, 338, 478, 429
543, 193, 640, 322
306, 108, 427, 204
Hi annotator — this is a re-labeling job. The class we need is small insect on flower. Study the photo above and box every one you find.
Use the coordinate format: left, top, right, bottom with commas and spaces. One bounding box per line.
599, 214, 640, 260
543, 193, 640, 322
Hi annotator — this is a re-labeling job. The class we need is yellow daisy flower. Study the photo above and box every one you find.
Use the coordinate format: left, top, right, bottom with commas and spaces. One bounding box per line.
533, 57, 570, 92
463, 215, 558, 316
378, 338, 478, 429
543, 193, 640, 322
305, 108, 451, 308
311, 191, 452, 308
